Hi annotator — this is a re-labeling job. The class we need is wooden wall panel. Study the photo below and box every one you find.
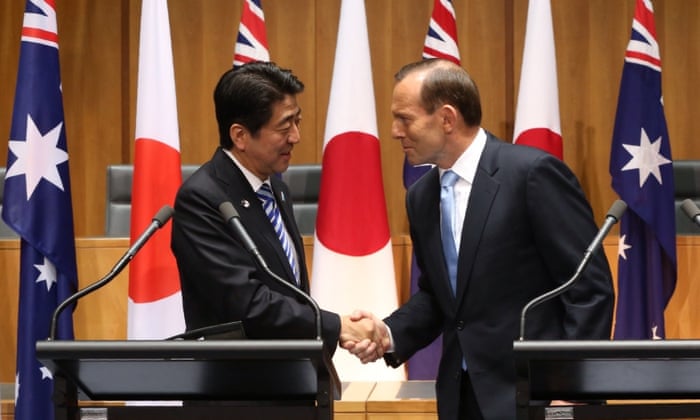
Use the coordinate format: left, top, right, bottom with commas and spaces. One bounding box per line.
0, 2, 23, 170
569, 1, 624, 215
0, 0, 698, 238
0, 242, 19, 381
60, 0, 127, 235
369, 0, 434, 236
457, 0, 510, 138
167, 0, 239, 165
7, 1, 700, 238
266, 0, 320, 161
659, 2, 700, 160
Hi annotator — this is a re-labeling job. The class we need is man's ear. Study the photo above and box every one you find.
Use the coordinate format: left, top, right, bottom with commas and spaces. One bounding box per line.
440, 104, 458, 134
230, 123, 248, 150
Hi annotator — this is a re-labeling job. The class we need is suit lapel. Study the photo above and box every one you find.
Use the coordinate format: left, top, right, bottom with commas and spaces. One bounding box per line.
211, 150, 301, 288
455, 136, 500, 308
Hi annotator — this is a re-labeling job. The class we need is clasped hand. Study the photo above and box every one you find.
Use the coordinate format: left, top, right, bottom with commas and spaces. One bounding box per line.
339, 309, 390, 363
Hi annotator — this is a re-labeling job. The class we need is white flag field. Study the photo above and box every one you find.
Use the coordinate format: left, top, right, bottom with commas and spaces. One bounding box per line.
128, 0, 185, 340
311, 0, 404, 381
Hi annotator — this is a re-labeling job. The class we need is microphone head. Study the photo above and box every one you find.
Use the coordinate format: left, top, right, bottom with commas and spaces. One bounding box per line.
218, 201, 239, 222
681, 198, 700, 220
607, 199, 628, 222
153, 205, 175, 227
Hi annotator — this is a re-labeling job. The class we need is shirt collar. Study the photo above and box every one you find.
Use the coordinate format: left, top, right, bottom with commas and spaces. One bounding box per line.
222, 148, 269, 191
439, 127, 487, 184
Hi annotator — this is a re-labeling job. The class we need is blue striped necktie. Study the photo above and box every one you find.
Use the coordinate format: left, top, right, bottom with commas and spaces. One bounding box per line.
440, 170, 459, 295
256, 183, 299, 284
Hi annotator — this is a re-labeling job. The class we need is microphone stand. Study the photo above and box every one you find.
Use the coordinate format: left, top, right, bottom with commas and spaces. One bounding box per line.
48, 205, 174, 340
219, 201, 323, 341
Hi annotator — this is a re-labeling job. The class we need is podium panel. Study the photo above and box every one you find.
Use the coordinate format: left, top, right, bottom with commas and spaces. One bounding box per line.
366, 381, 437, 420
37, 339, 340, 420
514, 340, 700, 420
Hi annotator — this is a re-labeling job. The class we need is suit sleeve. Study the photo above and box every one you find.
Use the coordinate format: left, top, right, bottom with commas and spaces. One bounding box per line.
525, 154, 614, 339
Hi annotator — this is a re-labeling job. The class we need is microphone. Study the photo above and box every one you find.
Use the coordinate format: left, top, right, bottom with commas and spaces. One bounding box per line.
48, 205, 174, 340
218, 201, 322, 341
518, 199, 627, 341
681, 198, 700, 227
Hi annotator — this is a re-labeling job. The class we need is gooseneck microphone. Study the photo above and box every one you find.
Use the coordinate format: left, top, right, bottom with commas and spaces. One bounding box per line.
48, 205, 174, 340
218, 201, 322, 341
518, 200, 627, 341
681, 199, 700, 227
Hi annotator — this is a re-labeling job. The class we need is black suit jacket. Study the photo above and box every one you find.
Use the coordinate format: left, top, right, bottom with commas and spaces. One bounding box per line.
384, 133, 614, 419
171, 148, 340, 354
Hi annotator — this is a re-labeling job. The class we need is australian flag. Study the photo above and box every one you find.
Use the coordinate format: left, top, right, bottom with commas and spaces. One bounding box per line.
405, 0, 461, 380
609, 0, 676, 340
404, 0, 461, 190
2, 1, 78, 418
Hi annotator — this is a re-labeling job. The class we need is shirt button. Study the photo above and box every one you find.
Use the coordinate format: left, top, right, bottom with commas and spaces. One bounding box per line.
457, 321, 464, 330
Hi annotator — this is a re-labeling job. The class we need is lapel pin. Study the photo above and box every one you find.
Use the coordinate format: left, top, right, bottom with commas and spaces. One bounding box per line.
240, 199, 250, 208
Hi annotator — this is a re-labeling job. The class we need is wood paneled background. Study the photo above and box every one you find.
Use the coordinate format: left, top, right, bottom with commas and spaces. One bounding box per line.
3, 0, 700, 387
2, 0, 699, 237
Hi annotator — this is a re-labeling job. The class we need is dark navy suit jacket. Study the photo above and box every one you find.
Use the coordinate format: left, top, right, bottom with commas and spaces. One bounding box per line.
384, 133, 614, 419
171, 148, 340, 354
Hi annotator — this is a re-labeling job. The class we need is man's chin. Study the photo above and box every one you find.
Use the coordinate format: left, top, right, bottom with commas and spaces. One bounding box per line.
405, 155, 425, 167
277, 154, 292, 168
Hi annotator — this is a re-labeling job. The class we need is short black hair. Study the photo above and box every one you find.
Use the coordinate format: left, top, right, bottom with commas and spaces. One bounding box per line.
214, 61, 304, 148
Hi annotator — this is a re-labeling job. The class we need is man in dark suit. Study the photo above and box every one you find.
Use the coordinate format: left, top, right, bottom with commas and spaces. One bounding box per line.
171, 62, 380, 355
345, 59, 614, 419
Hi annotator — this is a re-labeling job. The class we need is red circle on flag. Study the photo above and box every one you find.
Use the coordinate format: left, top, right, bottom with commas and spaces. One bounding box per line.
316, 131, 391, 256
514, 128, 563, 159
129, 138, 182, 303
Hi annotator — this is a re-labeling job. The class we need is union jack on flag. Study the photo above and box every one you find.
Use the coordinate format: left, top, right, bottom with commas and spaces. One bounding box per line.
233, 0, 270, 67
404, 0, 461, 190
3, 1, 78, 419
421, 0, 460, 65
610, 0, 676, 340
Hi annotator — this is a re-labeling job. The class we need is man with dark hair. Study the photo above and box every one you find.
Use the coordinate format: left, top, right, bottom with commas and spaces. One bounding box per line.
172, 62, 379, 354
346, 58, 614, 419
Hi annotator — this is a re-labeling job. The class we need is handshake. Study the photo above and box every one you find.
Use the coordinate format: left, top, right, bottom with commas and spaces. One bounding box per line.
339, 310, 390, 364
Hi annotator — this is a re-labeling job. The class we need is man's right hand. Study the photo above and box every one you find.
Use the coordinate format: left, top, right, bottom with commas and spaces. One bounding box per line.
340, 309, 390, 363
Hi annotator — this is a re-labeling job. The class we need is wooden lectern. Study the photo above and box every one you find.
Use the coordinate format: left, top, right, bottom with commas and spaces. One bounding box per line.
36, 339, 340, 420
514, 340, 700, 420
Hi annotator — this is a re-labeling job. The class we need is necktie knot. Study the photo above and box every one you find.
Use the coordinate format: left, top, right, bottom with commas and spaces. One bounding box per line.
441, 170, 459, 188
257, 183, 274, 201
257, 184, 278, 215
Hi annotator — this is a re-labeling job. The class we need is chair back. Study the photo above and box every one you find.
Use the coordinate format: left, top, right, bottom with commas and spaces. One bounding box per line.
673, 160, 700, 234
280, 164, 322, 236
105, 164, 199, 236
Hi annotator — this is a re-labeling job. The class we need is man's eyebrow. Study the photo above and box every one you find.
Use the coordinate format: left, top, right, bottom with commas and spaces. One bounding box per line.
277, 109, 302, 125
